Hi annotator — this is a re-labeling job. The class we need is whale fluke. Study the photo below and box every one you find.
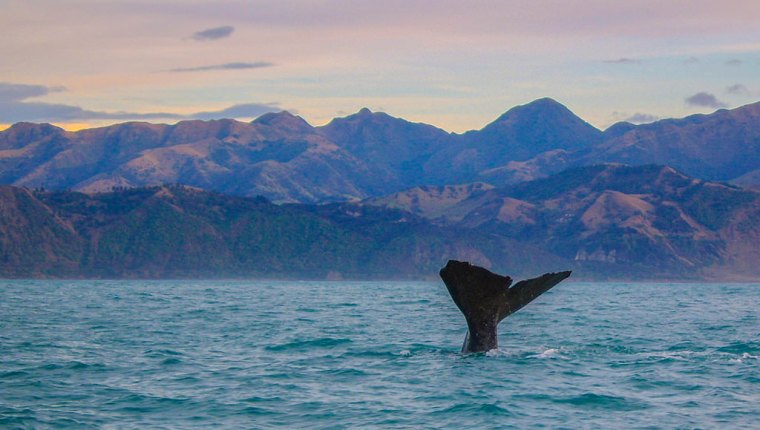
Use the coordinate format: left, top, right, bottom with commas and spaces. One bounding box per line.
439, 260, 571, 353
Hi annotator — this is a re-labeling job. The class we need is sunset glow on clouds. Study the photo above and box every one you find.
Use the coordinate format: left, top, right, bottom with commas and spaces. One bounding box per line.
2, 0, 759, 131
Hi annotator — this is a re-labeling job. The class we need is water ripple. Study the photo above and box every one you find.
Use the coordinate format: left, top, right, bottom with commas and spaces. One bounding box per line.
1, 280, 758, 428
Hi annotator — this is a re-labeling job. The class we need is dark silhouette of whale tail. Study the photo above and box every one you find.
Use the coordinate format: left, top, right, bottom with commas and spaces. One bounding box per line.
439, 260, 571, 353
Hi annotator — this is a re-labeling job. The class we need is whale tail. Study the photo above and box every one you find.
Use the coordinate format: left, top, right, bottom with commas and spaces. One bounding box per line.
439, 260, 571, 353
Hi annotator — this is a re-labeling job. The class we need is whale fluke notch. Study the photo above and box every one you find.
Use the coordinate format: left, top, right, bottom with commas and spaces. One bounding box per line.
439, 260, 571, 353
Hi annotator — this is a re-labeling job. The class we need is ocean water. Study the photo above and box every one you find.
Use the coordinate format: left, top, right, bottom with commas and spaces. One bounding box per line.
1, 280, 758, 429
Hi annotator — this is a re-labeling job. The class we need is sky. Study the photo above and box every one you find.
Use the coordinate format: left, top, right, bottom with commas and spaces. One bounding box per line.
1, 0, 760, 132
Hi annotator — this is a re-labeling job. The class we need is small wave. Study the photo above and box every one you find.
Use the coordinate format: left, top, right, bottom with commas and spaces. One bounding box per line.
392, 343, 448, 357
728, 352, 759, 363
535, 348, 562, 358
265, 337, 352, 352
174, 375, 200, 383
0, 407, 42, 429
244, 395, 286, 403
555, 393, 649, 411
433, 402, 512, 416
318, 368, 368, 377
393, 299, 432, 305
331, 302, 358, 308
341, 346, 442, 360
480, 347, 566, 359
455, 348, 517, 358
108, 393, 191, 412
241, 405, 277, 415
0, 370, 29, 379
636, 350, 695, 362
718, 341, 759, 355
144, 348, 183, 357
69, 361, 107, 370
485, 348, 510, 357
340, 349, 399, 359
36, 361, 106, 371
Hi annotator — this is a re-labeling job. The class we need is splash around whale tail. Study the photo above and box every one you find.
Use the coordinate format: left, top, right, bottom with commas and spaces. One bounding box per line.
439, 260, 571, 353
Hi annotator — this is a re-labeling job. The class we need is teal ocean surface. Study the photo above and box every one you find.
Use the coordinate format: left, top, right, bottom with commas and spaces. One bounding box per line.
1, 280, 758, 428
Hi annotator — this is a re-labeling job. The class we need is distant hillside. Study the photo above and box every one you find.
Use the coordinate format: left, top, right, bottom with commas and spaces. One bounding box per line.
319, 108, 454, 188
424, 98, 603, 184
1, 164, 758, 280
365, 164, 760, 280
0, 115, 382, 203
364, 182, 494, 222
586, 103, 760, 182
0, 185, 561, 279
3, 99, 759, 203
461, 101, 760, 186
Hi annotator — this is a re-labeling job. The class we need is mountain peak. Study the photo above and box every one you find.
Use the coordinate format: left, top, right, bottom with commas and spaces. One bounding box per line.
603, 121, 637, 138
527, 97, 564, 107
341, 107, 386, 122
0, 122, 65, 150
492, 98, 575, 123
252, 111, 313, 133
324, 108, 398, 127
3, 122, 63, 135
468, 98, 603, 160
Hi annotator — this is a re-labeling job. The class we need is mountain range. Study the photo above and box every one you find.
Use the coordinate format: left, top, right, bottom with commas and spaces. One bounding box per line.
2, 98, 759, 280
2, 98, 760, 203
1, 164, 758, 280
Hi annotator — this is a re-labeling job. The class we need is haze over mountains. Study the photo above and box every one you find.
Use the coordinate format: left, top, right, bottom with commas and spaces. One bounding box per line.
2, 98, 760, 203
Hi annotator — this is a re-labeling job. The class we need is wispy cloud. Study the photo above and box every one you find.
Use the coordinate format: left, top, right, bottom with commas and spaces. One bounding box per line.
0, 82, 181, 123
682, 56, 700, 65
169, 62, 274, 73
726, 84, 751, 96
191, 25, 235, 41
192, 103, 281, 120
0, 82, 278, 123
624, 113, 659, 124
685, 92, 728, 109
603, 58, 641, 64
725, 59, 742, 66
0, 82, 66, 100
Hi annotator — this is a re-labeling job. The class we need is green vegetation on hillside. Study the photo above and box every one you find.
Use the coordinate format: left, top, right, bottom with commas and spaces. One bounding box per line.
1, 163, 758, 280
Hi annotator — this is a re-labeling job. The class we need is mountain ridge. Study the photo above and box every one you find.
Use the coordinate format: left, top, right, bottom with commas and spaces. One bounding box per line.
1, 164, 758, 280
2, 99, 760, 203
364, 164, 760, 280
